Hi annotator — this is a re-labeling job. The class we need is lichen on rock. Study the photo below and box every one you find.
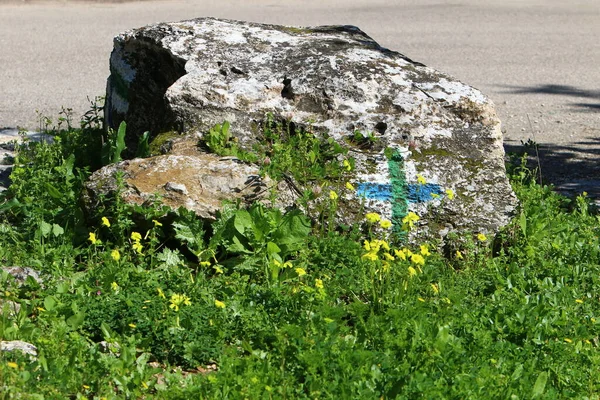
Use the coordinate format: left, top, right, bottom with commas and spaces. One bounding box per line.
102, 17, 517, 240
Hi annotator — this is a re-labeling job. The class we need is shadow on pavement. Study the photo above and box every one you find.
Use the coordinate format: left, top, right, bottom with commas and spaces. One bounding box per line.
504, 137, 600, 203
499, 83, 600, 112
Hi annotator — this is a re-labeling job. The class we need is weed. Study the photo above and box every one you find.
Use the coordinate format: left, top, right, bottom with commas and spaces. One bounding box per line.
0, 108, 599, 398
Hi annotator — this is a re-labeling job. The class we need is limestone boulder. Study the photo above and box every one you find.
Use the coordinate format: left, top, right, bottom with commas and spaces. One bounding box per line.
84, 138, 275, 220
104, 17, 517, 239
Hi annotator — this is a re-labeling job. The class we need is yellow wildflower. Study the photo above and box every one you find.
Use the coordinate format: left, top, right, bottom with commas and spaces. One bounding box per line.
111, 249, 120, 261
394, 249, 407, 261
169, 293, 191, 311
402, 212, 420, 230
214, 299, 226, 309
7, 362, 18, 369
417, 174, 427, 185
101, 217, 110, 227
157, 288, 166, 299
408, 266, 417, 277
575, 299, 584, 304
83, 385, 90, 390
131, 232, 142, 242
132, 241, 143, 254
343, 159, 352, 171
111, 282, 119, 292
324, 317, 334, 323
214, 265, 224, 274
383, 252, 395, 261
362, 252, 379, 261
380, 240, 390, 251
345, 182, 355, 191
564, 338, 573, 344
88, 232, 98, 245
329, 190, 338, 201
315, 279, 324, 289
417, 297, 425, 302
445, 189, 455, 200
363, 240, 371, 251
420, 245, 430, 256
477, 233, 487, 242
128, 323, 136, 329
411, 253, 425, 266
431, 283, 439, 295
455, 250, 464, 260
295, 267, 307, 277
380, 219, 392, 229
152, 219, 163, 227
365, 212, 381, 223
200, 261, 211, 267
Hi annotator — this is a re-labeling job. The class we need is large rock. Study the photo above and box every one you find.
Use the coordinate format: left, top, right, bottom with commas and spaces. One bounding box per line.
103, 17, 517, 239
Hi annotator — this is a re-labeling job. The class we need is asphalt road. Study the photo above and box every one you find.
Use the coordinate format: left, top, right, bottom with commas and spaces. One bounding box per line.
1, 0, 599, 195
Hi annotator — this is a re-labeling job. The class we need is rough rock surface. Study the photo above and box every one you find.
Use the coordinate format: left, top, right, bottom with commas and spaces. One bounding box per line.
84, 138, 274, 220
104, 17, 517, 238
2, 266, 42, 286
0, 340, 38, 358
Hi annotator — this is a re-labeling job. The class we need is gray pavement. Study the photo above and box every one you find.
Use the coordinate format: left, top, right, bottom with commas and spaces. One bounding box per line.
1, 0, 599, 197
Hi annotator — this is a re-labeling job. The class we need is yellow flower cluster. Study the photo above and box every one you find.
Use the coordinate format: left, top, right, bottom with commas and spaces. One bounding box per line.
365, 213, 381, 224
169, 293, 191, 311
401, 212, 420, 230
214, 299, 226, 309
88, 232, 99, 245
131, 232, 143, 254
362, 240, 433, 281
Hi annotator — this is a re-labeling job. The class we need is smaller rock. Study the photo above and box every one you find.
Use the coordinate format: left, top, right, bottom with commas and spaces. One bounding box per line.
165, 181, 188, 195
2, 267, 42, 286
84, 138, 275, 220
0, 340, 38, 357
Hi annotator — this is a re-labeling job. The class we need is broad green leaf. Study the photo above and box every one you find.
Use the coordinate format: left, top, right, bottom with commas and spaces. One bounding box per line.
157, 248, 183, 267
273, 209, 311, 254
43, 296, 57, 311
39, 221, 52, 237
510, 364, 523, 381
234, 210, 253, 235
66, 311, 85, 329
227, 234, 251, 254
44, 183, 62, 199
532, 371, 548, 398
52, 224, 64, 237
112, 121, 127, 163
266, 241, 281, 256
519, 211, 527, 238
100, 322, 112, 340
173, 222, 197, 245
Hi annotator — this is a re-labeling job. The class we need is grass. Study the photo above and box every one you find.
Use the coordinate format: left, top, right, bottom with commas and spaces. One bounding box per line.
0, 111, 599, 399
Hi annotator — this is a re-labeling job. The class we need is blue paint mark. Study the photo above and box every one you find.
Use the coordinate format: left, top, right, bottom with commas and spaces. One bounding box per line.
357, 182, 444, 204
356, 183, 393, 202
408, 183, 444, 203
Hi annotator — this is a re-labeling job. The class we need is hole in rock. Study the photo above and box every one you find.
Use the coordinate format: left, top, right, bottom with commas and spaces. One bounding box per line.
374, 122, 388, 134
281, 78, 295, 100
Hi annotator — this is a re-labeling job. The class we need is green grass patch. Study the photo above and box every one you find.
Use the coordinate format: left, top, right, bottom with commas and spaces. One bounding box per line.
0, 115, 599, 399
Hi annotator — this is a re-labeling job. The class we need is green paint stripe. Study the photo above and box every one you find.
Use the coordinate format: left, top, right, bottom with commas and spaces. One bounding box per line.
388, 150, 408, 237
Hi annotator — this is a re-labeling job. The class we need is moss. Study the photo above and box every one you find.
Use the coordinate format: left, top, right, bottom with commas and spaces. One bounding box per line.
109, 65, 131, 101
148, 130, 180, 156
279, 26, 314, 35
